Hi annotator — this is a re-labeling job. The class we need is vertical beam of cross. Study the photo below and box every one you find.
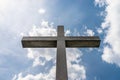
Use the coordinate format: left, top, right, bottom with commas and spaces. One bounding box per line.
56, 26, 68, 80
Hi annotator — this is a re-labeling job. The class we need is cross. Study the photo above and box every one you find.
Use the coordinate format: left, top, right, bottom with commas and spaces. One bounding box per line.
22, 26, 100, 80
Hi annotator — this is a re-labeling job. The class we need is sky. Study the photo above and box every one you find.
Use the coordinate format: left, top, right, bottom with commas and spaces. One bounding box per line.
0, 0, 120, 80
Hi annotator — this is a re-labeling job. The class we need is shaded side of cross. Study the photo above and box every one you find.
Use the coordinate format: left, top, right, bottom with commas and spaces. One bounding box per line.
22, 26, 100, 80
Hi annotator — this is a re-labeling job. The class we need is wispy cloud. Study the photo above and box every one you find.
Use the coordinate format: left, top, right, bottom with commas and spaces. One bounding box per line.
94, 0, 106, 7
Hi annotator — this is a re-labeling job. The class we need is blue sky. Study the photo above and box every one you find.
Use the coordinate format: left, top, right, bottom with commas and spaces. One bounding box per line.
0, 0, 120, 80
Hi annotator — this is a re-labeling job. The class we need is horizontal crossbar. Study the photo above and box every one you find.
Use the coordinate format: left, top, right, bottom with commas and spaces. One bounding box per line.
22, 36, 100, 48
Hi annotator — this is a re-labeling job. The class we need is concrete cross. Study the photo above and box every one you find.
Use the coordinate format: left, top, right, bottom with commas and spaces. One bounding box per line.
22, 26, 100, 80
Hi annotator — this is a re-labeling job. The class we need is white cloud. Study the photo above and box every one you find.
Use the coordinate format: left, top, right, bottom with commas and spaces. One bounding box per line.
0, 0, 47, 35
67, 48, 86, 80
94, 0, 107, 7
29, 21, 56, 36
27, 48, 56, 67
97, 28, 103, 34
12, 66, 56, 80
86, 29, 95, 36
95, 0, 120, 66
65, 29, 71, 36
13, 21, 86, 80
38, 8, 46, 14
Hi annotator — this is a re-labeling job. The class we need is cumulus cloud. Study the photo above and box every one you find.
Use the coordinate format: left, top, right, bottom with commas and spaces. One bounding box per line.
27, 48, 56, 67
12, 66, 56, 80
28, 21, 56, 36
84, 28, 95, 36
95, 0, 120, 66
67, 48, 86, 80
86, 29, 95, 36
97, 28, 103, 34
13, 21, 86, 80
